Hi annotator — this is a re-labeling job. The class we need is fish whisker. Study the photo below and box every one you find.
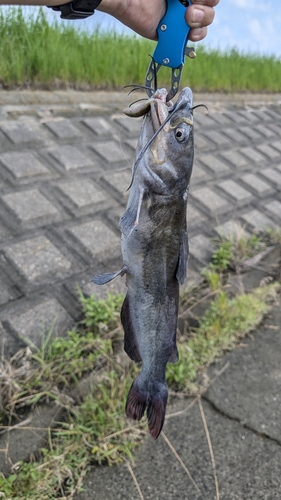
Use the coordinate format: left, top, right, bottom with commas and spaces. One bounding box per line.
129, 98, 149, 108
191, 103, 209, 114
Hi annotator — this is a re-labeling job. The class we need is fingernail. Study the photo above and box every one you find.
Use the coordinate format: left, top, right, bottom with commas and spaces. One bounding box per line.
192, 7, 204, 23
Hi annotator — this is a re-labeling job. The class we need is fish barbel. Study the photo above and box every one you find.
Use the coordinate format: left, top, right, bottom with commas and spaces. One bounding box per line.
93, 87, 194, 439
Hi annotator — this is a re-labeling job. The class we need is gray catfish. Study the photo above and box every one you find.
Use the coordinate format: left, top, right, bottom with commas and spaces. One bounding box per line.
93, 87, 194, 439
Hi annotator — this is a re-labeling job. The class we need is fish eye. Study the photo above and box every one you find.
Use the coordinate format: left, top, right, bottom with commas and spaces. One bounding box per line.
175, 126, 188, 142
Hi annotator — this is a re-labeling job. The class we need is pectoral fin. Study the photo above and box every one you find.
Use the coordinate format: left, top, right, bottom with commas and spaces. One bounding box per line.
121, 293, 141, 363
176, 229, 189, 285
120, 188, 144, 237
92, 266, 127, 285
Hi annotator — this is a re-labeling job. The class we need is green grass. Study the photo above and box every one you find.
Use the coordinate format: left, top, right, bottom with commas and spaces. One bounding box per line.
0, 7, 280, 91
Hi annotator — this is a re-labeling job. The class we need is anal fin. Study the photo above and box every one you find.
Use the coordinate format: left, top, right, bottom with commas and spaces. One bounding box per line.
121, 293, 141, 363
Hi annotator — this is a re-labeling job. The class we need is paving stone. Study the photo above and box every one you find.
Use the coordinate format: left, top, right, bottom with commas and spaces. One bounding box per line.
3, 298, 73, 348
0, 151, 50, 182
224, 111, 249, 124
4, 236, 72, 288
268, 123, 281, 136
271, 140, 281, 153
0, 120, 43, 144
81, 276, 126, 299
239, 147, 265, 163
265, 200, 281, 221
251, 109, 272, 122
238, 110, 259, 123
194, 113, 216, 127
239, 126, 262, 141
68, 219, 120, 259
186, 204, 205, 225
257, 144, 280, 159
215, 220, 249, 239
125, 138, 138, 151
208, 113, 233, 126
241, 209, 276, 231
260, 167, 281, 187
57, 179, 107, 211
191, 187, 231, 214
189, 234, 215, 265
221, 128, 246, 143
49, 145, 93, 171
189, 163, 211, 185
198, 154, 230, 174
83, 117, 114, 136
193, 134, 211, 151
202, 130, 230, 146
44, 119, 82, 139
91, 140, 125, 163
241, 173, 273, 197
102, 169, 132, 196
219, 149, 248, 169
254, 123, 276, 138
2, 189, 58, 224
113, 115, 142, 136
266, 108, 281, 120
218, 180, 252, 204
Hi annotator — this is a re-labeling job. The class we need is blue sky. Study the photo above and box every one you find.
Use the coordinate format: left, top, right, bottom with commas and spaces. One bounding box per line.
22, 1, 281, 58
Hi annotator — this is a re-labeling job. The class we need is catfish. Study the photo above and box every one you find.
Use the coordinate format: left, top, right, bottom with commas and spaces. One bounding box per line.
93, 87, 194, 439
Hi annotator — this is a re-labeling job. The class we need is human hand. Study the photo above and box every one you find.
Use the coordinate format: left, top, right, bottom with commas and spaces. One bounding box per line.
98, 0, 219, 41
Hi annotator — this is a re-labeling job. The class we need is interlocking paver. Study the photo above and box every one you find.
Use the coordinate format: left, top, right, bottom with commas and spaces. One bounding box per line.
198, 154, 230, 174
189, 163, 211, 185
193, 134, 211, 151
2, 189, 58, 224
0, 151, 51, 182
254, 124, 276, 138
91, 140, 126, 163
191, 186, 231, 214
189, 234, 215, 265
271, 141, 281, 153
83, 117, 114, 136
3, 298, 73, 347
57, 179, 107, 211
265, 200, 281, 221
239, 147, 265, 163
257, 144, 280, 160
209, 113, 233, 126
221, 128, 246, 143
218, 180, 252, 205
215, 220, 249, 239
219, 150, 248, 169
48, 145, 94, 171
68, 219, 120, 259
260, 168, 281, 187
3, 235, 72, 288
44, 119, 82, 139
101, 169, 132, 197
241, 173, 273, 197
202, 130, 230, 146
0, 120, 43, 144
186, 204, 205, 226
241, 209, 276, 231
113, 115, 142, 136
239, 126, 262, 141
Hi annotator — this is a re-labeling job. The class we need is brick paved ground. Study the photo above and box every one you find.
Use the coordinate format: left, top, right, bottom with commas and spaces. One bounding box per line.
0, 92, 280, 355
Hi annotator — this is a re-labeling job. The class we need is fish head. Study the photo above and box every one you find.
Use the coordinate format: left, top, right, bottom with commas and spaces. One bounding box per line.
125, 87, 194, 195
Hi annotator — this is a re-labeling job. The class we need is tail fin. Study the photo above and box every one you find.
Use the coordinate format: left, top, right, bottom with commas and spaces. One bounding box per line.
125, 377, 168, 440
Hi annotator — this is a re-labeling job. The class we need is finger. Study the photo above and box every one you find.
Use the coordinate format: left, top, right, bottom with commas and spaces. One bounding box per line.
186, 4, 216, 29
188, 26, 208, 42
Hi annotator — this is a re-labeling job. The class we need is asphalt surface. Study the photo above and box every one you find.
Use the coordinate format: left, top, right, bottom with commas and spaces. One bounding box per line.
0, 91, 280, 498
